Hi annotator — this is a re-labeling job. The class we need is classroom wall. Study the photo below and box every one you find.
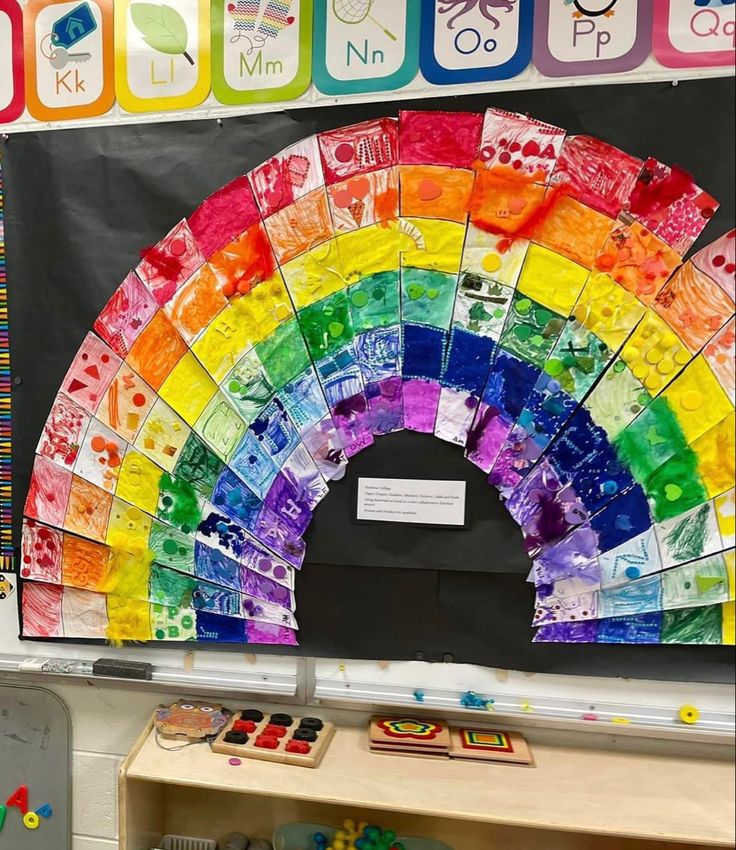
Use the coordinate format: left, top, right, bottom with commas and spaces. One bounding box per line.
13, 664, 734, 850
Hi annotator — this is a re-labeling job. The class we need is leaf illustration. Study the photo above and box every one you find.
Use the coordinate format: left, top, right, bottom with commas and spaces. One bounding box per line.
130, 3, 194, 65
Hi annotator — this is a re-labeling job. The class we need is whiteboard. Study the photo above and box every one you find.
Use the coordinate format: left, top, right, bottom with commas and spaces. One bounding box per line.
0, 684, 71, 849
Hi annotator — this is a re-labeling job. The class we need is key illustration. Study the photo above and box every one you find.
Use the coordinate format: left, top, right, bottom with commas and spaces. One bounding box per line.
49, 47, 93, 69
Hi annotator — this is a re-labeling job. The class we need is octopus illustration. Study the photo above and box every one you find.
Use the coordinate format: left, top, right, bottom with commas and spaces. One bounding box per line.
438, 0, 517, 30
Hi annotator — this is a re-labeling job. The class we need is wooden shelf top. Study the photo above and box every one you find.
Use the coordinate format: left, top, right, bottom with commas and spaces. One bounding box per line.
126, 724, 735, 847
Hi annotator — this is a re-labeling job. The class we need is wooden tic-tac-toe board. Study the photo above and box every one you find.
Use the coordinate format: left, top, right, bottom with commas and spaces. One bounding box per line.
212, 709, 335, 768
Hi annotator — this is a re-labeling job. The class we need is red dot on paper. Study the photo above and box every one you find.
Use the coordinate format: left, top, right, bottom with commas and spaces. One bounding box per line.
101, 354, 110, 363
499, 152, 511, 164
335, 143, 354, 163
513, 160, 522, 170
133, 393, 146, 407
713, 255, 725, 267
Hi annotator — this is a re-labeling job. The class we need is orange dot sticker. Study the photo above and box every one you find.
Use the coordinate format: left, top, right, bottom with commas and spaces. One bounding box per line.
90, 435, 107, 453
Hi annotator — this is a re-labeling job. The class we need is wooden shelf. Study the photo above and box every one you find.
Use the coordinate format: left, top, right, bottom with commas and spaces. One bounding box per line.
121, 721, 736, 848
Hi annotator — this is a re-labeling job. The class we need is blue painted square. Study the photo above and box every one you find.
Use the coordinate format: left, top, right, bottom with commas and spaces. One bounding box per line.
442, 328, 495, 393
591, 485, 652, 552
196, 610, 245, 643
402, 323, 445, 380
598, 612, 663, 644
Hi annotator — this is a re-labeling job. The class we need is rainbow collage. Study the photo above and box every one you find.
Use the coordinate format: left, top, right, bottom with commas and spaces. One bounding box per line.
16, 109, 736, 647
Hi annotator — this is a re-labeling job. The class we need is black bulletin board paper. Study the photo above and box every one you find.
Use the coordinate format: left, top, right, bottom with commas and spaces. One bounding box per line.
3, 80, 735, 681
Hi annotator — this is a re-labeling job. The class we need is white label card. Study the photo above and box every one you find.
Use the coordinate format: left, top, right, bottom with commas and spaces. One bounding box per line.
356, 477, 466, 526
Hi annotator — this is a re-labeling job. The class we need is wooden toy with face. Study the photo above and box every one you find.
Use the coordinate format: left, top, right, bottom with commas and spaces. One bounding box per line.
154, 700, 230, 740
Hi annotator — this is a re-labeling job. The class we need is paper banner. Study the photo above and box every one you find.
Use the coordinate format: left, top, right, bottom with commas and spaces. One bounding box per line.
653, 0, 736, 68
24, 0, 114, 122
212, 0, 312, 104
420, 0, 533, 84
0, 0, 24, 124
534, 0, 652, 77
313, 0, 419, 95
115, 0, 211, 113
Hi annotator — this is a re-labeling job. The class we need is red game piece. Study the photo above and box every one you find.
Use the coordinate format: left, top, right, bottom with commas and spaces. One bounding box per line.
233, 720, 257, 734
6, 785, 29, 815
286, 740, 311, 754
264, 724, 287, 738
255, 734, 279, 749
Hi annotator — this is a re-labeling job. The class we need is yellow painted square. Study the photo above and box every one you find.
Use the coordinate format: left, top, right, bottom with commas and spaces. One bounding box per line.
160, 352, 218, 427
517, 244, 588, 317
461, 224, 528, 288
115, 450, 163, 515
230, 272, 292, 344
192, 304, 255, 382
106, 595, 152, 644
723, 601, 735, 645
106, 498, 153, 550
134, 399, 190, 472
621, 311, 691, 397
691, 412, 735, 499
100, 542, 154, 601
337, 225, 401, 282
400, 218, 464, 274
662, 357, 732, 444
573, 273, 646, 352
715, 489, 735, 548
281, 240, 346, 311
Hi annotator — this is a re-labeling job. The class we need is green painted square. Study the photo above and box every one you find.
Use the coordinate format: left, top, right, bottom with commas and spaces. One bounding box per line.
173, 434, 223, 499
150, 563, 196, 608
256, 319, 311, 389
348, 271, 400, 332
585, 363, 650, 441
401, 268, 457, 330
545, 321, 611, 401
298, 290, 354, 360
222, 349, 273, 424
149, 521, 195, 573
196, 394, 247, 462
156, 472, 203, 536
662, 604, 723, 644
452, 274, 514, 339
645, 452, 708, 521
614, 397, 689, 485
151, 604, 197, 641
499, 293, 566, 369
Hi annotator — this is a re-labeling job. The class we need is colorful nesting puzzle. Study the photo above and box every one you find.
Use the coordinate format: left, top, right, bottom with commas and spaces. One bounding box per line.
450, 727, 533, 765
369, 716, 451, 757
212, 709, 335, 767
18, 109, 735, 647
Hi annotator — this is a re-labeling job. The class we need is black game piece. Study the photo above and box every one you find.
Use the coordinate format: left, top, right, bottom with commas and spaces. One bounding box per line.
224, 730, 249, 745
270, 713, 294, 727
240, 709, 265, 722
299, 717, 324, 731
293, 727, 317, 742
